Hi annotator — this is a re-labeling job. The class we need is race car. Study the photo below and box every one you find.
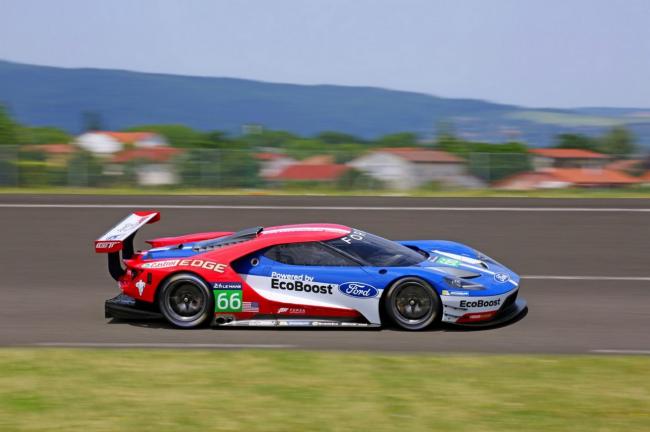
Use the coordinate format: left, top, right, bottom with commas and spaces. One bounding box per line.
95, 211, 527, 330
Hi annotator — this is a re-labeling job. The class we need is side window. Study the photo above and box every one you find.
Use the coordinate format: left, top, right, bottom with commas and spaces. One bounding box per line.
264, 242, 358, 266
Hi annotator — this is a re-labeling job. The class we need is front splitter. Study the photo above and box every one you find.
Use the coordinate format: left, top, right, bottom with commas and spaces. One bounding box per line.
446, 299, 528, 328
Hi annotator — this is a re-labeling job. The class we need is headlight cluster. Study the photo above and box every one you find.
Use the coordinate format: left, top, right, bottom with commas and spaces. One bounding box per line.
443, 277, 485, 291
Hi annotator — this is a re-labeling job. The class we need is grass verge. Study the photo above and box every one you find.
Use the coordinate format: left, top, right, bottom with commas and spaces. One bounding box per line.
2, 186, 650, 198
0, 349, 648, 431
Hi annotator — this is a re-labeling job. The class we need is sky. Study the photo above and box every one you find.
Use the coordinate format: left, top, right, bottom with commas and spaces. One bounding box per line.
1, 0, 649, 108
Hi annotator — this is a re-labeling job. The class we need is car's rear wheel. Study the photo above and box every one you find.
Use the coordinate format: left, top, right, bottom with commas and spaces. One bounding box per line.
384, 277, 440, 330
158, 273, 213, 328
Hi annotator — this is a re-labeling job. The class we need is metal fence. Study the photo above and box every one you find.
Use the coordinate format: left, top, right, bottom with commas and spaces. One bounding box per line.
0, 145, 646, 190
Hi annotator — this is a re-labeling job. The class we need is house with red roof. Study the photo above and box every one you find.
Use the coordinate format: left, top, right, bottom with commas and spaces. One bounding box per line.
75, 131, 167, 154
108, 146, 183, 186
254, 152, 297, 178
348, 147, 484, 189
529, 148, 610, 169
269, 163, 350, 183
495, 167, 639, 190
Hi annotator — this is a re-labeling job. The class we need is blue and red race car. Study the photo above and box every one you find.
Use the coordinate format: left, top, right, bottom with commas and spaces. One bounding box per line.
95, 212, 527, 330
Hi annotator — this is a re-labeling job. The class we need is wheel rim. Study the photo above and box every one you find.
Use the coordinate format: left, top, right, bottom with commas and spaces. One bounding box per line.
167, 282, 205, 321
393, 281, 434, 324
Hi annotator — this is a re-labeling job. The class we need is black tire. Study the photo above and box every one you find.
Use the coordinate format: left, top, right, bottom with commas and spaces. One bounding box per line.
384, 277, 441, 331
158, 273, 213, 329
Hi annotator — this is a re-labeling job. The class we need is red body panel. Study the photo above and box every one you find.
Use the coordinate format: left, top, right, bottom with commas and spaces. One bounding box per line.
118, 223, 361, 321
146, 231, 233, 248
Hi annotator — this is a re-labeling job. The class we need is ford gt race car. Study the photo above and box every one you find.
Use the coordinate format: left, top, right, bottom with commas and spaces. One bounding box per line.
95, 211, 527, 330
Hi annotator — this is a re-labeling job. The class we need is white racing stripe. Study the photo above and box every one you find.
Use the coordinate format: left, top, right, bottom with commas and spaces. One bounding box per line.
522, 275, 650, 281
1, 203, 650, 212
32, 342, 296, 349
591, 350, 650, 355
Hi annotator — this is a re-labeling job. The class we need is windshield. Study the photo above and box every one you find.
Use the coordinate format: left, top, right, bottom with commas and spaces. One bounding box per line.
325, 229, 426, 267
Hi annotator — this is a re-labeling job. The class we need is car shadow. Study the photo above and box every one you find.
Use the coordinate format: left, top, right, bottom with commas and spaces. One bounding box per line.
107, 311, 527, 332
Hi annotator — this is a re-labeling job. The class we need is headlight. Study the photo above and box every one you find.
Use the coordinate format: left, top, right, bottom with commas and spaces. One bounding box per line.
444, 277, 485, 291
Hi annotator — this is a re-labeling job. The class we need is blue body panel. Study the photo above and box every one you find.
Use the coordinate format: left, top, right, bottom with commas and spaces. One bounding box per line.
144, 238, 520, 298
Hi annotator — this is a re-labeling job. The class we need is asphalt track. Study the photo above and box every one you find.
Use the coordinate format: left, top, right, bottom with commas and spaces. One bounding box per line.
1, 194, 649, 354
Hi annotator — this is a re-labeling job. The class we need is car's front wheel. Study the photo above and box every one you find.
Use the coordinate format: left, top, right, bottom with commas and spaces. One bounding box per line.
384, 277, 440, 330
158, 273, 213, 328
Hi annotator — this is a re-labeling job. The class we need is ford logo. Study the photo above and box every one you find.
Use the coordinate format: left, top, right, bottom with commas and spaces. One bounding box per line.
339, 282, 378, 298
494, 273, 509, 283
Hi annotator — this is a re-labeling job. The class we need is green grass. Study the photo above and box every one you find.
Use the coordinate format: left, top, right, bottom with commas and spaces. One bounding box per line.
3, 186, 650, 198
0, 349, 648, 432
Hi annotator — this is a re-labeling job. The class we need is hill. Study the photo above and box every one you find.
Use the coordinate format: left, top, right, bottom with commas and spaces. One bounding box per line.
1, 59, 649, 145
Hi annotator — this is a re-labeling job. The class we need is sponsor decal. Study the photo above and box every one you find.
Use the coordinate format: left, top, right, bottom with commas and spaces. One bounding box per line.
279, 320, 311, 327
459, 298, 501, 308
338, 229, 366, 244
213, 290, 242, 312
142, 259, 227, 273
311, 321, 340, 327
433, 256, 461, 267
271, 272, 334, 295
442, 289, 469, 296
494, 273, 510, 283
96, 241, 120, 249
212, 282, 242, 290
135, 280, 146, 296
339, 282, 378, 298
243, 302, 259, 313
277, 307, 306, 314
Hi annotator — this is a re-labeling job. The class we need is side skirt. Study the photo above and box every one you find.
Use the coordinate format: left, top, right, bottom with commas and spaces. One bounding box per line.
216, 318, 381, 328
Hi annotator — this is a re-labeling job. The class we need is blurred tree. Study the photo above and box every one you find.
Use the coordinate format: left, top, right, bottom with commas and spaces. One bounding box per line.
315, 131, 363, 144
16, 126, 72, 144
178, 148, 259, 188
554, 133, 599, 151
283, 139, 329, 160
125, 124, 211, 148
0, 104, 18, 145
598, 126, 636, 155
336, 168, 384, 190
241, 130, 299, 148
375, 132, 418, 148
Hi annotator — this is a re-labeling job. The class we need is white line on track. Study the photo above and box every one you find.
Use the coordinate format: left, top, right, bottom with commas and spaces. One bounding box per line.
590, 350, 650, 355
32, 342, 296, 349
522, 275, 650, 281
1, 203, 650, 212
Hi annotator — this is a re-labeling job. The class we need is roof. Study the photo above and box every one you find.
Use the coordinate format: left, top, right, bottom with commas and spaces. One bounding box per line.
549, 168, 638, 185
271, 163, 350, 181
254, 152, 291, 161
605, 159, 643, 172
94, 131, 157, 143
22, 144, 76, 154
301, 155, 335, 165
377, 147, 463, 163
529, 148, 608, 159
261, 223, 351, 237
496, 168, 639, 189
638, 171, 650, 182
111, 147, 183, 163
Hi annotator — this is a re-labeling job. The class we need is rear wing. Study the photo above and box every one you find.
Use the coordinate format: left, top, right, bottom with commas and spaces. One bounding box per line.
95, 211, 160, 281
95, 211, 161, 253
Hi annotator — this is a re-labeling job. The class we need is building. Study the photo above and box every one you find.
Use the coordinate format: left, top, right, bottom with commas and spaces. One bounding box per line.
255, 152, 297, 179
349, 147, 483, 189
270, 163, 350, 183
529, 148, 609, 169
495, 167, 639, 190
109, 147, 183, 186
75, 131, 167, 155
